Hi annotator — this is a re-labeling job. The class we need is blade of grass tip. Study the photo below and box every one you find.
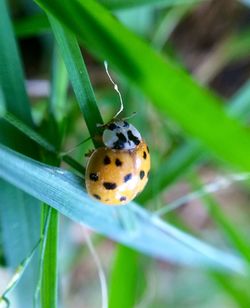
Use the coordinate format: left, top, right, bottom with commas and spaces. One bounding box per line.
48, 16, 103, 146
0, 144, 247, 273
109, 245, 140, 308
0, 1, 41, 307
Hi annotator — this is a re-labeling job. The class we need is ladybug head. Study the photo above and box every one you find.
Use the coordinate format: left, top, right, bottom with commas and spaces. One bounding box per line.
102, 120, 142, 150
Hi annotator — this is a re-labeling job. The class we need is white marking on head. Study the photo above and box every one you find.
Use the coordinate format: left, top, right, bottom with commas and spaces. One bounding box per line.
102, 121, 141, 150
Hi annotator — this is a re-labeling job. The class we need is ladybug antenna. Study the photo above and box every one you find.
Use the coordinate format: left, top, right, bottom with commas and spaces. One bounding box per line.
104, 61, 124, 119
59, 136, 92, 156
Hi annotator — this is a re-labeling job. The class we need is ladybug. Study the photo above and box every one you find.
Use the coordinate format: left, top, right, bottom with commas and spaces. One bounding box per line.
85, 120, 150, 205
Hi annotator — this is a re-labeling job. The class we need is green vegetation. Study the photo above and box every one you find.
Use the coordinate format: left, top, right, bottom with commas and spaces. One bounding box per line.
1, 0, 250, 307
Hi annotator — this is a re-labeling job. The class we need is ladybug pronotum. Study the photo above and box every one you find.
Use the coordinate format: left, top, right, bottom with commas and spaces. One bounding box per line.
85, 120, 150, 205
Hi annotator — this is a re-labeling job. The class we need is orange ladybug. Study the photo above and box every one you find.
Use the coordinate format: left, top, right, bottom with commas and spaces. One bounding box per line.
85, 120, 150, 205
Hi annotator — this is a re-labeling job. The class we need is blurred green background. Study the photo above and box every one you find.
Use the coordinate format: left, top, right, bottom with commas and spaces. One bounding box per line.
1, 0, 250, 307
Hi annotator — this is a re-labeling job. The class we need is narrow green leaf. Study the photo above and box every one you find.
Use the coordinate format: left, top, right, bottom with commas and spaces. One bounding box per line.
109, 245, 140, 308
211, 272, 250, 308
48, 17, 103, 145
50, 46, 68, 124
203, 195, 250, 263
140, 81, 250, 203
139, 140, 203, 203
39, 43, 69, 308
0, 182, 41, 307
99, 0, 202, 9
14, 13, 50, 38
41, 206, 58, 308
0, 144, 246, 273
35, 0, 250, 173
0, 1, 41, 306
0, 0, 32, 124
1, 111, 84, 174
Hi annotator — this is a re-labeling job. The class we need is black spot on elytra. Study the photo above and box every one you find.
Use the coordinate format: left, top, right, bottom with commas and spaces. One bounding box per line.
89, 173, 98, 181
108, 123, 118, 131
115, 158, 123, 166
127, 130, 140, 145
123, 121, 129, 127
120, 196, 126, 201
143, 151, 147, 159
93, 194, 101, 200
124, 173, 132, 182
103, 182, 117, 190
140, 170, 145, 179
103, 155, 111, 165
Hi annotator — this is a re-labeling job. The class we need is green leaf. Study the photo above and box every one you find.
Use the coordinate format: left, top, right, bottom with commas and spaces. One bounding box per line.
0, 1, 41, 306
48, 17, 103, 145
99, 0, 201, 9
109, 245, 141, 308
0, 144, 247, 273
139, 140, 203, 203
49, 46, 68, 125
2, 111, 84, 174
202, 194, 250, 263
14, 13, 50, 38
35, 0, 250, 173
140, 81, 250, 203
0, 182, 41, 307
0, 0, 32, 124
41, 206, 59, 308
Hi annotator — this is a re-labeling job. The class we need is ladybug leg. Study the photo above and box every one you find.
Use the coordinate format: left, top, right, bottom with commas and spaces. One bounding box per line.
84, 149, 95, 157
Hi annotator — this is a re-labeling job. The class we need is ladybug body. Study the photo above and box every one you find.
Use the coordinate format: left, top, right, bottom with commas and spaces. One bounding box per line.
85, 121, 150, 205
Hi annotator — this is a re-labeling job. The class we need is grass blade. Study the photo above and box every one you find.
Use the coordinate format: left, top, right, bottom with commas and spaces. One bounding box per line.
40, 206, 58, 308
99, 0, 202, 9
35, 0, 250, 173
0, 0, 32, 124
109, 245, 140, 308
139, 140, 203, 203
0, 144, 246, 273
1, 110, 84, 174
14, 13, 50, 38
48, 17, 103, 144
0, 1, 41, 306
